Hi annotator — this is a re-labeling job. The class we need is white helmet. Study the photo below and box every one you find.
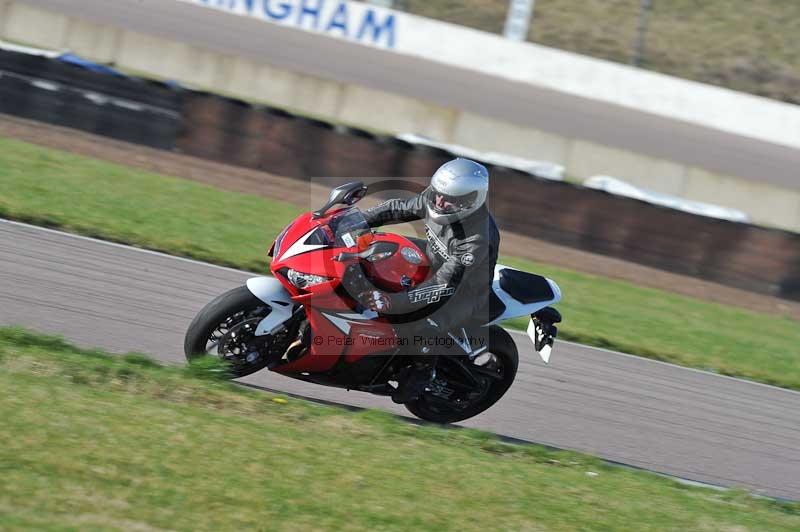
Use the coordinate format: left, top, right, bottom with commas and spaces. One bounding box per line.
425, 158, 489, 224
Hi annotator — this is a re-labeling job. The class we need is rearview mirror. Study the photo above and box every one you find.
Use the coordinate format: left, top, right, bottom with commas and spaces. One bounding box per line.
313, 182, 368, 218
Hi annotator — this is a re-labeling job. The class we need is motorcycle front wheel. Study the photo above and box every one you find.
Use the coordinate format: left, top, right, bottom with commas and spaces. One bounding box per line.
184, 286, 284, 378
404, 325, 519, 424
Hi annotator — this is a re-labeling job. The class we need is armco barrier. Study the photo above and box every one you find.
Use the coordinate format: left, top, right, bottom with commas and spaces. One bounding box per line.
1, 49, 799, 301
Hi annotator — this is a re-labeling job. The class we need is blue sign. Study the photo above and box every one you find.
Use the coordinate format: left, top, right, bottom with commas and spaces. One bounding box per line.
193, 0, 397, 49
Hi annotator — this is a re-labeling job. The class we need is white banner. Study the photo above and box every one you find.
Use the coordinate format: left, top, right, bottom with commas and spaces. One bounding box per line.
184, 0, 398, 49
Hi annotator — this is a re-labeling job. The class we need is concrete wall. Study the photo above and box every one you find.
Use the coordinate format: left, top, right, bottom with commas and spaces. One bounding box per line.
0, 1, 10, 29
2, 0, 799, 232
395, 11, 800, 153
175, 0, 800, 153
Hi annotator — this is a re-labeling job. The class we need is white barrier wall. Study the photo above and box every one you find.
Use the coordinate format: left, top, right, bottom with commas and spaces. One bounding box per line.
181, 0, 800, 153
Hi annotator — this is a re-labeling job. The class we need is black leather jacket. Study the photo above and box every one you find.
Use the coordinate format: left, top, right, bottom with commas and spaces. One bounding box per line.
363, 194, 500, 331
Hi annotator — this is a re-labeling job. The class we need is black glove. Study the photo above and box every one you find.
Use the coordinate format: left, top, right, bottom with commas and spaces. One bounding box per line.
358, 290, 392, 312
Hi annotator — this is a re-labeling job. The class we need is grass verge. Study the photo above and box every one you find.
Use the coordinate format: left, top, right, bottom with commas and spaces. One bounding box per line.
1, 327, 799, 531
1, 137, 799, 389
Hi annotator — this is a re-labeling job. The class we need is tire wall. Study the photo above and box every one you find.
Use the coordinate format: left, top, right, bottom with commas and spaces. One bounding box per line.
0, 50, 182, 149
1, 50, 799, 300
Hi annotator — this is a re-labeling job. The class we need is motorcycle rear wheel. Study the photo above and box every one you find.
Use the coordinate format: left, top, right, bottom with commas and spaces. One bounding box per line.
404, 325, 519, 424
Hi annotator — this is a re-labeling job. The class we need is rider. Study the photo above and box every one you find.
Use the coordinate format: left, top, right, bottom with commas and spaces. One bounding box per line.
359, 158, 500, 403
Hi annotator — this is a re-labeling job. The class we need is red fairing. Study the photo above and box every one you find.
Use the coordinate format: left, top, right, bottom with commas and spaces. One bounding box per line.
363, 232, 430, 292
266, 208, 428, 374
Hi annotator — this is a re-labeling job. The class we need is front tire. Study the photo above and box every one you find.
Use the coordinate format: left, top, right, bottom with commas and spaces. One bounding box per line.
184, 286, 273, 378
405, 326, 519, 424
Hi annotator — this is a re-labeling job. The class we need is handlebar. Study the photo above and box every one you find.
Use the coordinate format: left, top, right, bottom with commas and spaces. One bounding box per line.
334, 252, 361, 262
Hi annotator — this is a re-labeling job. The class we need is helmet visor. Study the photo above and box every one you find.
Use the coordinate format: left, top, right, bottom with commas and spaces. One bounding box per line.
427, 187, 479, 215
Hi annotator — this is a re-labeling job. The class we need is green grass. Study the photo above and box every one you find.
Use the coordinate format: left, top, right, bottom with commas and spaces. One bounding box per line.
1, 137, 799, 390
384, 0, 800, 105
1, 327, 799, 531
0, 137, 298, 271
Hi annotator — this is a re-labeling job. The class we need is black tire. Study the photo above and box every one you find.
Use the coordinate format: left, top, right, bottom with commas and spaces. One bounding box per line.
405, 326, 519, 424
184, 285, 272, 377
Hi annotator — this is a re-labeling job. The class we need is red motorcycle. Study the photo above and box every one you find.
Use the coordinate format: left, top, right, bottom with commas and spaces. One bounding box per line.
185, 183, 562, 423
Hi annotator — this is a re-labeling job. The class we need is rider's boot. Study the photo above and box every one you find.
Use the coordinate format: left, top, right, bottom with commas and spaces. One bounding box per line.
390, 320, 447, 404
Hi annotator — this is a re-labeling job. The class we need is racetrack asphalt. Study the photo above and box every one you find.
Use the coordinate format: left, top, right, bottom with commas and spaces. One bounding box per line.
2, 219, 800, 500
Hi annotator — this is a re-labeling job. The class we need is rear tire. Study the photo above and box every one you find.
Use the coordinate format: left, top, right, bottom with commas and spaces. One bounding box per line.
405, 326, 518, 423
184, 286, 272, 377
